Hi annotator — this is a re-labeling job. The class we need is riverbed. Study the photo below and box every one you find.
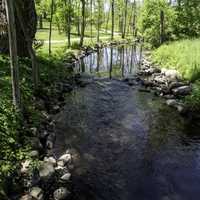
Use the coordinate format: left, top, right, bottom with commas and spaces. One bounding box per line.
54, 44, 200, 200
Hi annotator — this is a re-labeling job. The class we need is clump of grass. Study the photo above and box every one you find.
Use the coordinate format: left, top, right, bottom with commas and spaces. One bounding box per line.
152, 38, 200, 82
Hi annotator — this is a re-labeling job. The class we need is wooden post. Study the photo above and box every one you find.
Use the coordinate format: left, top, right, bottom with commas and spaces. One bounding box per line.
5, 0, 21, 109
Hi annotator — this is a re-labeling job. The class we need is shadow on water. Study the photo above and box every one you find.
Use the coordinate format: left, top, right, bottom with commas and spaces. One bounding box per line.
54, 44, 200, 200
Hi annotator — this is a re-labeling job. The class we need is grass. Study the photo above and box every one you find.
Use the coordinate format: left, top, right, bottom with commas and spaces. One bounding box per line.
152, 39, 200, 82
36, 21, 126, 54
151, 38, 200, 111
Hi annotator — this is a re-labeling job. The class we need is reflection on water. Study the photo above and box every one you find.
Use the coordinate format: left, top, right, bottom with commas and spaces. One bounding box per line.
75, 44, 140, 78
54, 45, 200, 200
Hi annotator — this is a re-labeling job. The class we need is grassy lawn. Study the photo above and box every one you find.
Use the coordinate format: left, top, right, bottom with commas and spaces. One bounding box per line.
152, 39, 200, 82
36, 21, 124, 54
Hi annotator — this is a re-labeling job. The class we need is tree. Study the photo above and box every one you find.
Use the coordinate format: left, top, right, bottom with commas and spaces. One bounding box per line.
111, 0, 114, 40
49, 0, 54, 55
138, 0, 176, 47
80, 0, 86, 46
5, 0, 20, 109
0, 0, 37, 57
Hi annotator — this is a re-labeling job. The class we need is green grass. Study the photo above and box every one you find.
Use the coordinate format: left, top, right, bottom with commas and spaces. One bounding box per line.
152, 38, 200, 111
152, 39, 200, 82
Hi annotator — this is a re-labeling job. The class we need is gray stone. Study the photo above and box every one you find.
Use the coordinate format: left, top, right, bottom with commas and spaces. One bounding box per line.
57, 160, 65, 167
21, 160, 31, 175
53, 187, 70, 200
46, 140, 53, 149
39, 162, 55, 181
60, 173, 71, 182
58, 154, 71, 165
30, 187, 44, 200
172, 85, 192, 96
29, 150, 39, 158
166, 99, 177, 107
44, 156, 57, 166
20, 194, 32, 200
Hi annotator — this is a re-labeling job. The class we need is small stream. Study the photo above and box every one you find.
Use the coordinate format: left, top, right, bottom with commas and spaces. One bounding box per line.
54, 44, 200, 200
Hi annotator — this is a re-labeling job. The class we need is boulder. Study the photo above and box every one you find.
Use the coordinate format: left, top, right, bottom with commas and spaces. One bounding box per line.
60, 173, 71, 182
44, 157, 57, 166
29, 150, 39, 158
39, 162, 55, 181
30, 187, 44, 200
20, 194, 32, 200
172, 86, 192, 96
21, 160, 31, 175
53, 187, 70, 200
58, 154, 71, 165
166, 99, 177, 107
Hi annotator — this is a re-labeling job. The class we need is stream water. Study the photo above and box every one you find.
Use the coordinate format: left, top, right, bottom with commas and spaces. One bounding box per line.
54, 44, 200, 200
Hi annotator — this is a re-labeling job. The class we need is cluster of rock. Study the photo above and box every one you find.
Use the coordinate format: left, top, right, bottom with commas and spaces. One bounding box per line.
138, 59, 192, 113
20, 152, 72, 200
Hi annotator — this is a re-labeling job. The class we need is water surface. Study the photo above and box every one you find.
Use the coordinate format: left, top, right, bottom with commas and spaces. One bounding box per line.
54, 45, 200, 200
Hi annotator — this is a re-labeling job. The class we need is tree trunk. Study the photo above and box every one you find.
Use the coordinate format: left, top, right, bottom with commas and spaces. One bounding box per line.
49, 0, 54, 55
97, 0, 100, 42
160, 10, 165, 44
0, 0, 37, 57
111, 0, 114, 40
122, 0, 128, 39
5, 0, 20, 109
14, 0, 39, 90
39, 15, 43, 29
80, 0, 85, 46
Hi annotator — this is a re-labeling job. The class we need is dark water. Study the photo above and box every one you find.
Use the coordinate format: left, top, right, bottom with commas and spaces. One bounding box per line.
54, 45, 200, 200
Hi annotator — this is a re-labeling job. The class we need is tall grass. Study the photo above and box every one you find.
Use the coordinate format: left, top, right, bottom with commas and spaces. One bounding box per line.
152, 39, 200, 82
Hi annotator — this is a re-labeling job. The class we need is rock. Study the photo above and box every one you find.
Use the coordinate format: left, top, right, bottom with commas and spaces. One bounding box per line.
53, 187, 70, 200
30, 127, 37, 136
162, 68, 180, 80
44, 157, 57, 166
21, 160, 31, 175
172, 85, 192, 96
52, 105, 60, 114
39, 162, 55, 181
169, 81, 187, 90
46, 140, 53, 149
20, 194, 32, 200
29, 150, 39, 158
30, 187, 44, 200
166, 99, 177, 107
57, 160, 65, 167
58, 154, 71, 165
60, 173, 71, 182
29, 137, 43, 150
39, 130, 49, 139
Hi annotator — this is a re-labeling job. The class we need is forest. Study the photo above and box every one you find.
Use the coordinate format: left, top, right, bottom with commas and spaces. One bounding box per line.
0, 0, 200, 199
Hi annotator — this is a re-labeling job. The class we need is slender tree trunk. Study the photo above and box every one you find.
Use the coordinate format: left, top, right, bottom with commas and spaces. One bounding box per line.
122, 0, 128, 39
97, 0, 101, 42
14, 0, 39, 90
49, 0, 54, 55
90, 0, 93, 41
111, 0, 114, 40
106, 4, 111, 34
39, 15, 43, 29
80, 0, 86, 46
5, 0, 20, 109
160, 10, 165, 44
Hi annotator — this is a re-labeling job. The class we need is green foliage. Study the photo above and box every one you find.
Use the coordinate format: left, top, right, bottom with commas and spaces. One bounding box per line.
185, 81, 200, 111
152, 39, 200, 81
138, 0, 176, 47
